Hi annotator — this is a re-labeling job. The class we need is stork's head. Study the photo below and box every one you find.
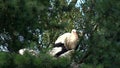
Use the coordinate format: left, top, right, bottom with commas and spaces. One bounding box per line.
71, 29, 77, 33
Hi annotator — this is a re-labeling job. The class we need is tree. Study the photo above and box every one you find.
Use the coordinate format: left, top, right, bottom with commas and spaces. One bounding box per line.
0, 0, 120, 68
73, 0, 120, 68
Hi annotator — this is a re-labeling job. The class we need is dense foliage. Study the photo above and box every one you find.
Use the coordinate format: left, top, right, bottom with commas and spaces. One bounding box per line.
78, 0, 120, 68
0, 0, 120, 68
0, 52, 71, 68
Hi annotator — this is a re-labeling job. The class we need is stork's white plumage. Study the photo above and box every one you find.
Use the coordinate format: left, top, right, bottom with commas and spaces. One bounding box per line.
55, 33, 71, 44
55, 29, 79, 50
66, 29, 79, 50
49, 29, 79, 57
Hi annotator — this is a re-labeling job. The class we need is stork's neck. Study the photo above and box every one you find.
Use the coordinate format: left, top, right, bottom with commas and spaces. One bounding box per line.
72, 32, 78, 37
71, 32, 78, 39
